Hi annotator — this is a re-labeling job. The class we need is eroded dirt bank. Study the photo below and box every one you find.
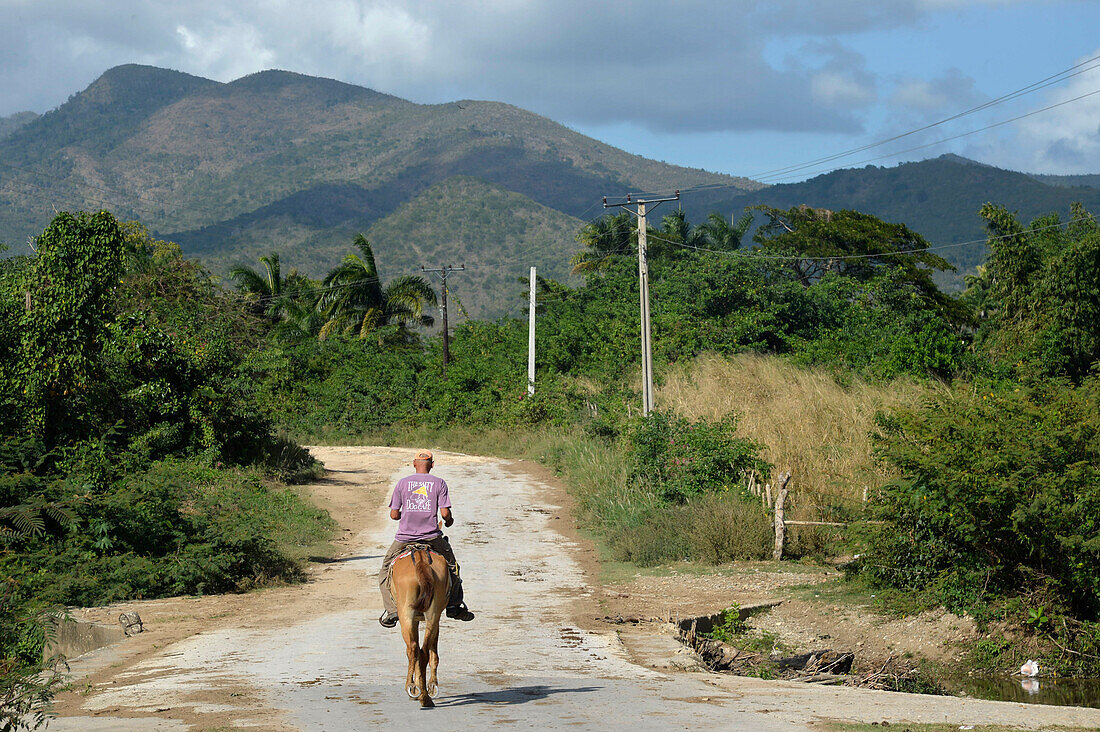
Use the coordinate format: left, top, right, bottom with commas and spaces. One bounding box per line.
47, 447, 1100, 730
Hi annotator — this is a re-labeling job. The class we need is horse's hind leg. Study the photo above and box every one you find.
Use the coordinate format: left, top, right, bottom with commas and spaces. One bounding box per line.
424, 617, 440, 699
402, 618, 420, 700
417, 640, 433, 708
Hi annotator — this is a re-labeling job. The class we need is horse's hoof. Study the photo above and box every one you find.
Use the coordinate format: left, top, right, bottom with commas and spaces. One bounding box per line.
406, 684, 419, 699
420, 696, 435, 709
426, 683, 438, 699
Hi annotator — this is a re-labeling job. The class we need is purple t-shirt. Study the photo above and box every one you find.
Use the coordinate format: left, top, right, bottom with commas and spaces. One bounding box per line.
390, 473, 451, 542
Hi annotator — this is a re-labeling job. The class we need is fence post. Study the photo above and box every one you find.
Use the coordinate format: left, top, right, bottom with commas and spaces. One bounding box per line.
772, 471, 791, 561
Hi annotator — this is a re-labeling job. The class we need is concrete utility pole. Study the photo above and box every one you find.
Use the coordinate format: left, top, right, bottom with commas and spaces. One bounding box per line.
527, 266, 536, 396
602, 191, 679, 416
421, 264, 465, 380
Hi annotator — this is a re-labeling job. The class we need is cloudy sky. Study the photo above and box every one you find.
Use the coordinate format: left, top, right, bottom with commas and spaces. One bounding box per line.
2, 0, 1099, 180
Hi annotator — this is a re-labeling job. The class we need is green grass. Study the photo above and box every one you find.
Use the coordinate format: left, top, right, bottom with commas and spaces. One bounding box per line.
702, 605, 791, 656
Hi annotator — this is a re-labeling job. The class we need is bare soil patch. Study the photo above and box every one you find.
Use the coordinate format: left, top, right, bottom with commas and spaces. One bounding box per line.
595, 567, 980, 675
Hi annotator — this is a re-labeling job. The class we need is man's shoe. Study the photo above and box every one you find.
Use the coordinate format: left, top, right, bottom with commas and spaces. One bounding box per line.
378, 611, 398, 628
445, 603, 475, 621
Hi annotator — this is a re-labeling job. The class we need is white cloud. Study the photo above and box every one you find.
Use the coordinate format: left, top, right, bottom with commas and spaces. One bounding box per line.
172, 19, 275, 81
891, 68, 981, 114
0, 0, 923, 131
999, 47, 1100, 173
811, 71, 876, 107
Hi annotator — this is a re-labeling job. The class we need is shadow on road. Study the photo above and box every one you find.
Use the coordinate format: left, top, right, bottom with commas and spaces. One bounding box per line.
438, 684, 600, 707
309, 554, 383, 563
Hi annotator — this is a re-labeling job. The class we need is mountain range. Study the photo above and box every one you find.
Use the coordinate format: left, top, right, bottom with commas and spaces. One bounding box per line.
0, 64, 750, 318
2, 65, 1099, 315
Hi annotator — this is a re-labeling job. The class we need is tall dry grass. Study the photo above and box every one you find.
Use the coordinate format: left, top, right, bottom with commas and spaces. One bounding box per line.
657, 353, 938, 520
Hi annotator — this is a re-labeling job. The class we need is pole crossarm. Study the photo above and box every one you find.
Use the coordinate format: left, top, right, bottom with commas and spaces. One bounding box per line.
602, 191, 681, 216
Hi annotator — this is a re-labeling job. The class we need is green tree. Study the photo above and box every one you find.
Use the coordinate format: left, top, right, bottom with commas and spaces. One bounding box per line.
752, 205, 969, 325
229, 252, 288, 320
697, 210, 754, 251
18, 211, 124, 444
318, 234, 436, 339
967, 202, 1100, 380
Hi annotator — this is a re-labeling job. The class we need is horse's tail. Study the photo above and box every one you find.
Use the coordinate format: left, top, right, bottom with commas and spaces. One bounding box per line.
412, 550, 433, 614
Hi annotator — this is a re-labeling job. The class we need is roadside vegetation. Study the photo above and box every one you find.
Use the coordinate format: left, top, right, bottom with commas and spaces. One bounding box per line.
0, 214, 330, 727
3, 195, 1099, 724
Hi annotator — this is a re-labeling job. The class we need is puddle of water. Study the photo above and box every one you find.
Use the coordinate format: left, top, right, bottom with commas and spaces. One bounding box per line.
939, 675, 1100, 708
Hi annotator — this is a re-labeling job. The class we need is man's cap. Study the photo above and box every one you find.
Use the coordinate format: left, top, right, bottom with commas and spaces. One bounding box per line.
414, 449, 433, 461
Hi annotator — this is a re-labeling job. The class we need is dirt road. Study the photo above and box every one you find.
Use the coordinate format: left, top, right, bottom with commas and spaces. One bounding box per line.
49, 447, 1100, 730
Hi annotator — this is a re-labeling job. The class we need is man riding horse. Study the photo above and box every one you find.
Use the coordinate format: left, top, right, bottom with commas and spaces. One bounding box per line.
378, 450, 474, 627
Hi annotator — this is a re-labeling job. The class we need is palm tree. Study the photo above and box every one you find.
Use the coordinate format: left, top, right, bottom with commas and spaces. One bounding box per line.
269, 292, 325, 343
696, 211, 754, 252
229, 252, 285, 320
653, 209, 708, 257
570, 211, 637, 274
318, 234, 436, 340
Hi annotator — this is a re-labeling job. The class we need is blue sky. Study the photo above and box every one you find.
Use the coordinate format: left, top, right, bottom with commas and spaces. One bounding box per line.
2, 0, 1099, 181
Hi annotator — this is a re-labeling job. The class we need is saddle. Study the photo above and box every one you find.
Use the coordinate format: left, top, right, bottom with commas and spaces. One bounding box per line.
390, 543, 440, 566
386, 544, 454, 598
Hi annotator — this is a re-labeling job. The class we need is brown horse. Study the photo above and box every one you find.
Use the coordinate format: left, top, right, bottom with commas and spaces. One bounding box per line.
389, 546, 450, 707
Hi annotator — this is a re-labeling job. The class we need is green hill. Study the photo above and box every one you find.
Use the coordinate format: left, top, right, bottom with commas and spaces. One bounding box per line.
1030, 172, 1100, 190
686, 155, 1100, 290
192, 176, 583, 319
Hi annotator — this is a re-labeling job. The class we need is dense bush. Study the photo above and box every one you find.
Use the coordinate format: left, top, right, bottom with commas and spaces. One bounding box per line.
1, 455, 330, 607
250, 319, 583, 438
0, 213, 331, 720
863, 377, 1100, 619
534, 250, 969, 384
626, 410, 768, 502
789, 271, 973, 379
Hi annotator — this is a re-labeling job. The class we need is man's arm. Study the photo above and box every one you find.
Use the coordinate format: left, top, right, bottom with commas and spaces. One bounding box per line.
440, 507, 454, 527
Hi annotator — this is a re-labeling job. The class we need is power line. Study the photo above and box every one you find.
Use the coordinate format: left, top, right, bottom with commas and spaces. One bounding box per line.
747, 53, 1100, 182
622, 53, 1100, 199
755, 86, 1100, 184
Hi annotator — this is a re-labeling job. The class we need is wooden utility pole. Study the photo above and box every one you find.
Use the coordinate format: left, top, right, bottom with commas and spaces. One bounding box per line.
637, 202, 653, 413
602, 191, 679, 415
421, 264, 465, 379
527, 266, 536, 396
771, 471, 792, 561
